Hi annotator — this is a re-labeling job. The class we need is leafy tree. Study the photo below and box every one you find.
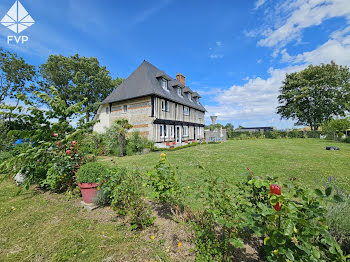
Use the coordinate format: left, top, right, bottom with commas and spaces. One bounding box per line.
322, 118, 350, 140
225, 123, 234, 138
114, 119, 132, 157
277, 62, 350, 130
0, 49, 36, 115
40, 54, 123, 122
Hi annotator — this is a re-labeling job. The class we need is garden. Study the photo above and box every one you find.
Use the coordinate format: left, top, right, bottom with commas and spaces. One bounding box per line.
1, 51, 350, 261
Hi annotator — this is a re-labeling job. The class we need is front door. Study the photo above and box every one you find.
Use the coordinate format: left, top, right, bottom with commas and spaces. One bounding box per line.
176, 126, 181, 143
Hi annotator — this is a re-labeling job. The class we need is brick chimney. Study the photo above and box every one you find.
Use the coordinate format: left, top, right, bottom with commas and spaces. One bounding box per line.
176, 73, 185, 86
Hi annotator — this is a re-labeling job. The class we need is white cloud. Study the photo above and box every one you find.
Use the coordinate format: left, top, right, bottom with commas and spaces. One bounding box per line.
205, 65, 306, 124
209, 54, 224, 59
254, 0, 268, 10
216, 41, 222, 47
258, 0, 350, 49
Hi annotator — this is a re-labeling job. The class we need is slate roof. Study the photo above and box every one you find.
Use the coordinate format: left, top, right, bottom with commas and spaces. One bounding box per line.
102, 60, 206, 112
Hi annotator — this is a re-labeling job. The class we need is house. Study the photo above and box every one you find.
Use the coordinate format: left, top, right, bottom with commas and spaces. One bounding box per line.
93, 60, 206, 147
236, 127, 273, 132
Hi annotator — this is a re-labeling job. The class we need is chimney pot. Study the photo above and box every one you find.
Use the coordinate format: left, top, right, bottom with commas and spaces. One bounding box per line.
176, 73, 185, 86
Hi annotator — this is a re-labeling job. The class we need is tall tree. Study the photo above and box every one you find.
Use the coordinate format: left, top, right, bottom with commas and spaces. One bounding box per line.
40, 54, 123, 122
277, 62, 350, 130
0, 49, 36, 105
225, 123, 234, 138
322, 117, 350, 140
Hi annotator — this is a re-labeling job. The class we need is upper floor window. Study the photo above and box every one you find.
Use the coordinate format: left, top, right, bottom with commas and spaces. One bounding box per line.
177, 87, 182, 97
184, 106, 190, 116
187, 93, 192, 101
123, 105, 128, 113
105, 106, 109, 114
161, 78, 168, 90
161, 100, 170, 112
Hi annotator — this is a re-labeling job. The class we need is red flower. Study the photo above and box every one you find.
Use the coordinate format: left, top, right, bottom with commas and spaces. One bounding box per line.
185, 140, 188, 143
166, 142, 170, 146
173, 142, 176, 145
71, 141, 77, 145
270, 184, 281, 211
53, 133, 58, 137
66, 150, 71, 154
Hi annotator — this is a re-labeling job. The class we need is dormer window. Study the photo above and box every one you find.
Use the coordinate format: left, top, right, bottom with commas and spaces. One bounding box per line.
187, 93, 192, 101
161, 78, 168, 90
177, 87, 182, 96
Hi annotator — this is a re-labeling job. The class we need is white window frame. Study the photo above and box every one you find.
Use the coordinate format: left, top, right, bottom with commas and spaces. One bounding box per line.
187, 93, 192, 101
165, 100, 169, 112
177, 87, 182, 97
183, 126, 189, 137
161, 78, 168, 90
170, 126, 174, 138
160, 125, 164, 137
123, 105, 128, 113
161, 100, 165, 111
198, 126, 201, 137
184, 106, 190, 116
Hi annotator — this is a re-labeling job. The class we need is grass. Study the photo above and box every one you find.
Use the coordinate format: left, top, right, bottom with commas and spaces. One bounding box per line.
0, 180, 171, 262
99, 139, 350, 193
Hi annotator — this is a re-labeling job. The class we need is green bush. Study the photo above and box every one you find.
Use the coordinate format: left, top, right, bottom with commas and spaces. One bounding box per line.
341, 136, 350, 143
0, 151, 13, 164
98, 167, 154, 230
76, 162, 109, 184
78, 132, 106, 156
264, 130, 279, 139
126, 130, 153, 156
146, 153, 182, 205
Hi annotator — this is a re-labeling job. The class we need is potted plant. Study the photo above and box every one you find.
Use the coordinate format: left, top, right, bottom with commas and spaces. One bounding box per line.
76, 162, 109, 204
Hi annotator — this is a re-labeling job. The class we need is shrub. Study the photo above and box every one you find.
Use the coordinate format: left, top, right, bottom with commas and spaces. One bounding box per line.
92, 190, 110, 206
326, 201, 350, 255
264, 130, 279, 139
126, 130, 153, 156
146, 153, 182, 205
234, 172, 347, 261
98, 167, 154, 230
78, 132, 106, 156
0, 151, 13, 164
76, 162, 109, 184
341, 136, 350, 143
192, 174, 244, 261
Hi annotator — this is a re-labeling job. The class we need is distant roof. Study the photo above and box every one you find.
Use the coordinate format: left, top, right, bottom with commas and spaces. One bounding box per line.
102, 60, 206, 112
239, 127, 273, 130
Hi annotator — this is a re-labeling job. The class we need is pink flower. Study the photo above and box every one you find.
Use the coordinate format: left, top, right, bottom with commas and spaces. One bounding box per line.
71, 141, 77, 145
66, 150, 71, 154
53, 133, 58, 137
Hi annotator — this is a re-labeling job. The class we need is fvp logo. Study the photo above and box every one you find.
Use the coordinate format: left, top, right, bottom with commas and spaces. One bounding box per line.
0, 0, 34, 44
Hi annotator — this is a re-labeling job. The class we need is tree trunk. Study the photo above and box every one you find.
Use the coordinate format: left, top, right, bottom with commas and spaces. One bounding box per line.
119, 133, 124, 157
86, 113, 89, 123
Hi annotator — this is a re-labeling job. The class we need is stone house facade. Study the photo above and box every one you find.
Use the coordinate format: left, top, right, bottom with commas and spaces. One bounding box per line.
93, 60, 206, 147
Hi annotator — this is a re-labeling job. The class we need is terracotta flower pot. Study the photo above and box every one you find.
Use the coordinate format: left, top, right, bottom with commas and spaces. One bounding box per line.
78, 183, 98, 204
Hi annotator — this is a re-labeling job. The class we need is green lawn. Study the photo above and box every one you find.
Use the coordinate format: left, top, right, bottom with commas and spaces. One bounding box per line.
100, 139, 350, 193
0, 180, 181, 262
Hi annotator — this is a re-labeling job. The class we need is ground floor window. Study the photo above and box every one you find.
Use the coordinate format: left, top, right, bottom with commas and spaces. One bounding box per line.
160, 125, 164, 137
164, 125, 168, 138
170, 125, 174, 137
198, 126, 201, 137
183, 126, 189, 137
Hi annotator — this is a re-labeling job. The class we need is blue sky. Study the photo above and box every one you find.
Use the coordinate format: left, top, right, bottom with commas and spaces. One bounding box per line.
1, 0, 350, 129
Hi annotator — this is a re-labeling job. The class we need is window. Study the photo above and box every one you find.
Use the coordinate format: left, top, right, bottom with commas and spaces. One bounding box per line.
184, 106, 190, 116
123, 105, 128, 113
170, 126, 174, 138
183, 126, 189, 137
187, 93, 192, 101
165, 101, 169, 112
198, 126, 201, 137
161, 100, 170, 112
164, 125, 168, 138
160, 125, 164, 137
177, 87, 182, 96
105, 106, 109, 114
161, 78, 168, 90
